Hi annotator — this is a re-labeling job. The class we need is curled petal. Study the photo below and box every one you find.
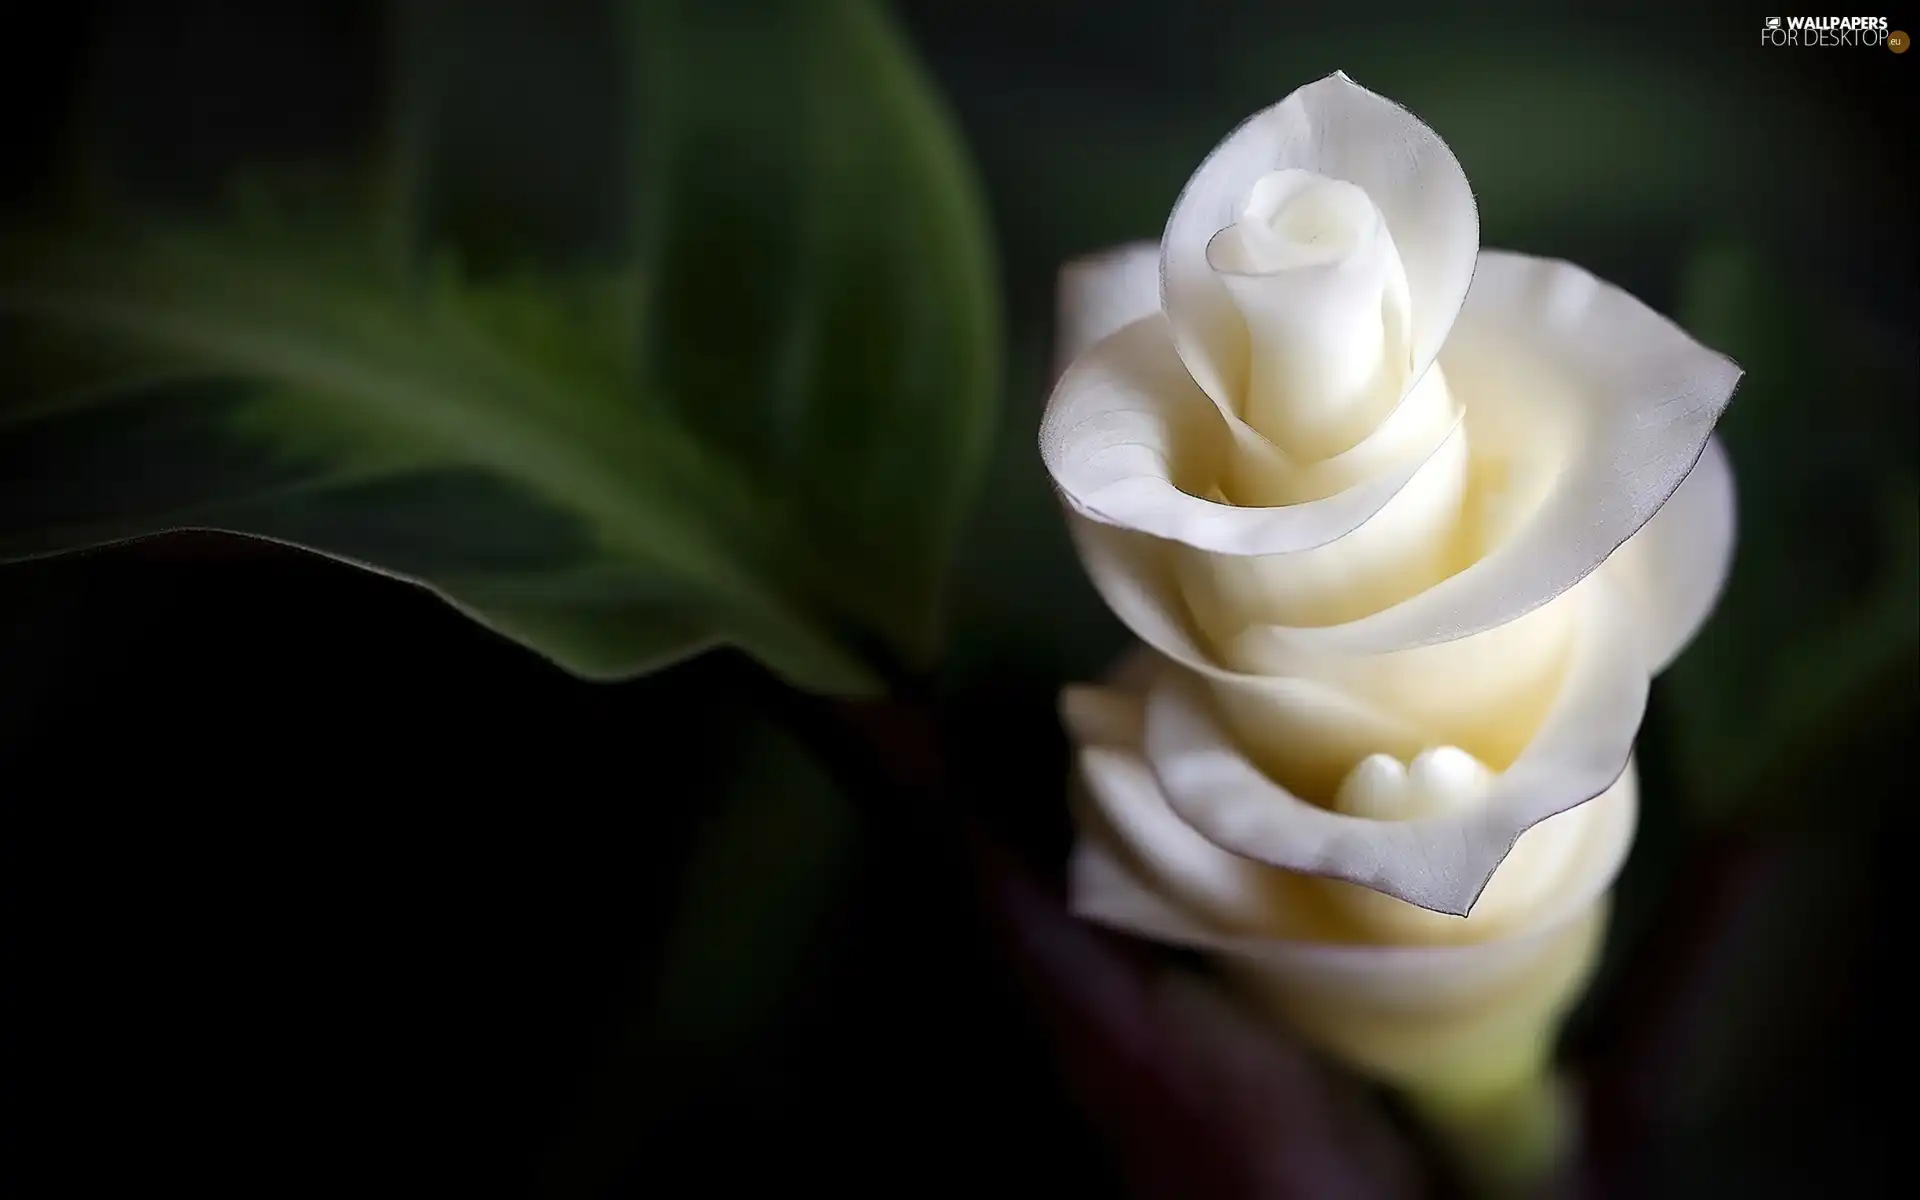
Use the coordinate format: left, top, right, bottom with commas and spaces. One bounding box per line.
1071, 829, 1620, 1091
1063, 514, 1422, 796
1272, 250, 1742, 657
1064, 513, 1245, 671
1071, 773, 1632, 974
1072, 829, 1210, 946
1068, 654, 1638, 940
1064, 650, 1286, 934
1075, 744, 1305, 936
1605, 435, 1737, 673
1067, 252, 1744, 665
1054, 241, 1162, 376
1161, 72, 1478, 434
1143, 578, 1647, 916
1063, 513, 1501, 791
1220, 581, 1580, 774
1042, 319, 1457, 556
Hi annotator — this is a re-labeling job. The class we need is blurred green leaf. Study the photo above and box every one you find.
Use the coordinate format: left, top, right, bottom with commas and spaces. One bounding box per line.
650, 728, 853, 1053
1661, 242, 1918, 821
542, 711, 853, 1200
0, 0, 999, 694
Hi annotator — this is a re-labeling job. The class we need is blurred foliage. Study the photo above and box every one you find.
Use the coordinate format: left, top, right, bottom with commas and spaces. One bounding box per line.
1666, 242, 1917, 822
0, 0, 1000, 696
0, 549, 875, 1199
542, 711, 854, 1200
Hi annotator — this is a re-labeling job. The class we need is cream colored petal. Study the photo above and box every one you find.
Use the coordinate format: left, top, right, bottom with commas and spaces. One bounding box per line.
1071, 825, 1624, 1090
1223, 580, 1585, 773
1061, 511, 1429, 794
1041, 318, 1455, 555
1070, 785, 1632, 968
1066, 656, 1639, 944
1254, 250, 1743, 658
1176, 419, 1470, 631
1064, 513, 1218, 666
1208, 170, 1416, 460
1076, 742, 1302, 936
1069, 765, 1631, 1093
1322, 765, 1634, 946
1161, 72, 1478, 436
1053, 241, 1162, 376
1231, 904, 1609, 1096
1057, 254, 1740, 667
1071, 828, 1219, 944
1142, 580, 1648, 916
1062, 508, 1553, 792
1603, 435, 1737, 674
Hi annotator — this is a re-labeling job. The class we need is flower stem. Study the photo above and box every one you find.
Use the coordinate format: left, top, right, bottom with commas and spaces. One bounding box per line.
1408, 1068, 1577, 1197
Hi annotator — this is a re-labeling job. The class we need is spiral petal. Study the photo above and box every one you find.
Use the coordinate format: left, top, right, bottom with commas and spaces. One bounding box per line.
1161, 72, 1478, 440
1042, 318, 1458, 555
1265, 250, 1743, 657
1143, 576, 1646, 916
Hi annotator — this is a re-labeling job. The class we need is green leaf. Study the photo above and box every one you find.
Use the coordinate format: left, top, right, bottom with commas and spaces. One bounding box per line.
620, 0, 1000, 665
1660, 242, 1919, 821
0, 0, 998, 694
540, 711, 854, 1200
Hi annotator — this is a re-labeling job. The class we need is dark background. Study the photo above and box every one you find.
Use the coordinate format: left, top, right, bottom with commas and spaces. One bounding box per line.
2, 3, 1913, 1197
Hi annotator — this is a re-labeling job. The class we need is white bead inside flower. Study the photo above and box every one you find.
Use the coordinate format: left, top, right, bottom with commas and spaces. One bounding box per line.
1207, 169, 1416, 463
1333, 745, 1490, 820
1327, 745, 1594, 942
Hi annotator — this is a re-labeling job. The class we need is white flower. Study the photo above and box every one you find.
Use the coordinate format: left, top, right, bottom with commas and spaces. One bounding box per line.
1040, 72, 1739, 1123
